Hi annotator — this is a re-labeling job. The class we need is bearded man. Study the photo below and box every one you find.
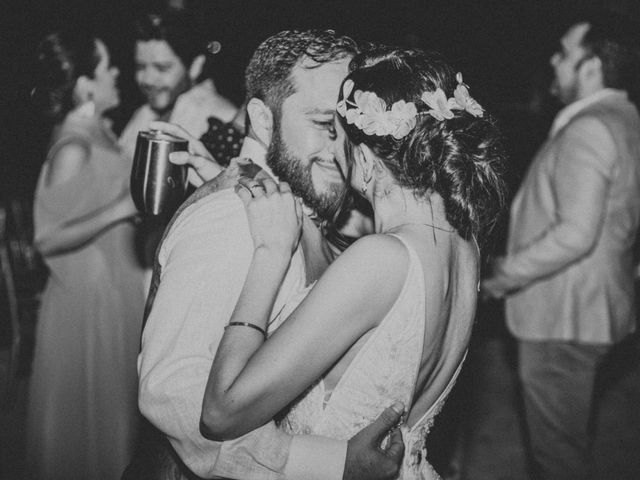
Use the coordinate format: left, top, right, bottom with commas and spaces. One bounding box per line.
482, 14, 640, 480
129, 30, 402, 480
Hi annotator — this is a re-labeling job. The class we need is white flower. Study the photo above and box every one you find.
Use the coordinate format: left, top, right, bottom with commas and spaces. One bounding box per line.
451, 73, 484, 117
421, 88, 454, 121
452, 83, 484, 117
388, 100, 418, 139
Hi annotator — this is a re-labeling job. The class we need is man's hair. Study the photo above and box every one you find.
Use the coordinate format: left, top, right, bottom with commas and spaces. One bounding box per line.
579, 12, 640, 96
244, 30, 359, 119
134, 9, 202, 68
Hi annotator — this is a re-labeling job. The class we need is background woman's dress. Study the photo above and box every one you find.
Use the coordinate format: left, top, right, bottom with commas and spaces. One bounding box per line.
26, 114, 146, 480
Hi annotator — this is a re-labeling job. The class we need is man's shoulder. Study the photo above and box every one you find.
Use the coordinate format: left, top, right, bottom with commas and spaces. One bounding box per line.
168, 187, 245, 237
572, 95, 640, 132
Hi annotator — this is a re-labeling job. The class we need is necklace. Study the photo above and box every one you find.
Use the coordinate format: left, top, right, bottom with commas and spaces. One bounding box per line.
387, 222, 455, 245
388, 222, 455, 233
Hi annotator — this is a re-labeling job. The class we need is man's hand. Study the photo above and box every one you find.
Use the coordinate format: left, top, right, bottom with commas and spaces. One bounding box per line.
480, 256, 518, 300
343, 402, 405, 480
149, 120, 223, 186
480, 276, 509, 300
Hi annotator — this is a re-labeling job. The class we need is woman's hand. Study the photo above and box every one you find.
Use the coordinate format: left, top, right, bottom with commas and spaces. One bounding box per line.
236, 177, 303, 257
149, 121, 223, 186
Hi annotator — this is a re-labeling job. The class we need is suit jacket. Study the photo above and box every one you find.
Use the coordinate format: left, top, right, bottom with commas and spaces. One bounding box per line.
498, 89, 640, 344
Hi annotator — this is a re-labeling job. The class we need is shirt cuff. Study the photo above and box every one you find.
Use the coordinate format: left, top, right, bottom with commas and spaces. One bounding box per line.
284, 435, 347, 480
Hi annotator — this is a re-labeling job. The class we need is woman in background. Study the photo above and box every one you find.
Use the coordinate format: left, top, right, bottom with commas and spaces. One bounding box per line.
26, 30, 146, 479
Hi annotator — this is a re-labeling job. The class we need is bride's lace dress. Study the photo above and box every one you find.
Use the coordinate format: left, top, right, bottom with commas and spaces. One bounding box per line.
271, 234, 466, 479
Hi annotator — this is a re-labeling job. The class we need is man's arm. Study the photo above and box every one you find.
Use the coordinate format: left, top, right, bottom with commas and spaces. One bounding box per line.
138, 191, 295, 479
484, 116, 616, 296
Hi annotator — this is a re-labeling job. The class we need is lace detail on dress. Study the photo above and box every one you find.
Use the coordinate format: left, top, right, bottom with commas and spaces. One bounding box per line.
398, 354, 467, 480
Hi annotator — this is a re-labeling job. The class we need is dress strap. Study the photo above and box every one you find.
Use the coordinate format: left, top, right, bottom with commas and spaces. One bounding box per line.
409, 349, 468, 433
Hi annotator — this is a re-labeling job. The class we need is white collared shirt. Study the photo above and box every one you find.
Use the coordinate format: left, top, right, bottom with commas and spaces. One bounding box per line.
137, 137, 346, 479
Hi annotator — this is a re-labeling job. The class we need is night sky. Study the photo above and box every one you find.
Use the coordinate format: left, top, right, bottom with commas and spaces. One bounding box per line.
2, 0, 638, 199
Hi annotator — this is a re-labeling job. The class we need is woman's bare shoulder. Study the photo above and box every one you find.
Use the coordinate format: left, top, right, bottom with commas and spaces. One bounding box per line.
329, 233, 410, 287
45, 139, 91, 187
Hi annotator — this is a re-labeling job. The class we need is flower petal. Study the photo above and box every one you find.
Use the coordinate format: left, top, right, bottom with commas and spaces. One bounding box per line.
336, 99, 347, 117
345, 108, 360, 125
342, 79, 354, 100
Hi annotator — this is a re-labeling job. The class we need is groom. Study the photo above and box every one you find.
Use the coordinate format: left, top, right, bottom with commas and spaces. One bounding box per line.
130, 30, 404, 480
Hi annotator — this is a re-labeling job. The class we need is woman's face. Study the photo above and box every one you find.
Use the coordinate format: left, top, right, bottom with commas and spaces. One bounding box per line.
333, 119, 351, 184
91, 39, 120, 114
333, 118, 363, 193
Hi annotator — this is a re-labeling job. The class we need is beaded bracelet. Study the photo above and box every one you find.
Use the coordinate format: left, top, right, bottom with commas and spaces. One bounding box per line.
225, 321, 267, 340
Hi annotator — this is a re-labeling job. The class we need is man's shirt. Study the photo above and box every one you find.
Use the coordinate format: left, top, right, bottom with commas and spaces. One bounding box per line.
137, 137, 347, 479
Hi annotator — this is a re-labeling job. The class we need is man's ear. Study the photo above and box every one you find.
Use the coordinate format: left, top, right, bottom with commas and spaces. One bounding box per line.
73, 75, 93, 104
188, 54, 206, 82
246, 98, 273, 147
580, 56, 604, 88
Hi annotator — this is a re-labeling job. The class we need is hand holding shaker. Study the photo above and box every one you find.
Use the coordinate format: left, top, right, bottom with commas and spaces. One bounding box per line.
130, 130, 189, 216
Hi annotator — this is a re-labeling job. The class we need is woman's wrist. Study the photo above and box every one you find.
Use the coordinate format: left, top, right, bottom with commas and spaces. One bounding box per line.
253, 245, 292, 272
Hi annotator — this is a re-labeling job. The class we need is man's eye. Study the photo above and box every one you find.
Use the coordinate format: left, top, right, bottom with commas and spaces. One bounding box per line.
315, 121, 336, 134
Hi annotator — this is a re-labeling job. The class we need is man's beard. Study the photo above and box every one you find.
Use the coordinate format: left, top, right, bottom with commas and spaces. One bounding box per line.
550, 77, 579, 106
266, 127, 346, 223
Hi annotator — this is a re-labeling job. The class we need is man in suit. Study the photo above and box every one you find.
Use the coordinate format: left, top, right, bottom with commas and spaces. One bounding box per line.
482, 14, 640, 480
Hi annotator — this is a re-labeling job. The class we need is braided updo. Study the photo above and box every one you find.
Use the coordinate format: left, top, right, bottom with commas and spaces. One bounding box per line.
337, 47, 507, 245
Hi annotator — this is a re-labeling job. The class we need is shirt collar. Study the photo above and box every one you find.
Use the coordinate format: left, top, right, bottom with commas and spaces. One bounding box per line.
550, 88, 627, 137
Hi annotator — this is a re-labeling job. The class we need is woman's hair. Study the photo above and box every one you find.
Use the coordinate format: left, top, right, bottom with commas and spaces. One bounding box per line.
32, 30, 100, 122
337, 47, 507, 245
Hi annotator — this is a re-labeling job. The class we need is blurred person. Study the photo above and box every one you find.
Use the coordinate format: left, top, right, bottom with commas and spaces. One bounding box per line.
199, 47, 508, 479
118, 8, 238, 168
482, 13, 640, 480
26, 29, 146, 479
128, 30, 406, 480
119, 9, 239, 276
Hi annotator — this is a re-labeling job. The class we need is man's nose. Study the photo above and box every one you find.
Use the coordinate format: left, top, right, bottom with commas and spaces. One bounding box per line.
550, 52, 559, 67
138, 68, 155, 85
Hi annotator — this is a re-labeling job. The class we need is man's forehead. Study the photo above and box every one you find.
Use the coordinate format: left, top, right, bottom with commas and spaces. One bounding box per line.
135, 40, 181, 62
288, 58, 351, 110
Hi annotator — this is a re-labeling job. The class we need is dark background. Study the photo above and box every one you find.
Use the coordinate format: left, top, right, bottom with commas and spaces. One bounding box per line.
2, 0, 639, 201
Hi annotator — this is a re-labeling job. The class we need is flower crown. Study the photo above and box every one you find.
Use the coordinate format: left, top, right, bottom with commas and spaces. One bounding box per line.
336, 73, 484, 140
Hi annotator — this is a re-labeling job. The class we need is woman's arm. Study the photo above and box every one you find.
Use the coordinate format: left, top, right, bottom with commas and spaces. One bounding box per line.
35, 142, 138, 257
200, 184, 408, 440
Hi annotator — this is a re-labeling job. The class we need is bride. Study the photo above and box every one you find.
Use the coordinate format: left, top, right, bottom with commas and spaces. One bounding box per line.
199, 47, 506, 478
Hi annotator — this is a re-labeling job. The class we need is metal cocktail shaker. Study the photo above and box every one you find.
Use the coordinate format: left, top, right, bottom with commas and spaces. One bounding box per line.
130, 130, 189, 216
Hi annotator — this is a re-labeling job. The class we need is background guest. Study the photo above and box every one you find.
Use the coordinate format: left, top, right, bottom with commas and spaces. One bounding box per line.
482, 12, 640, 480
118, 8, 238, 177
26, 29, 146, 479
